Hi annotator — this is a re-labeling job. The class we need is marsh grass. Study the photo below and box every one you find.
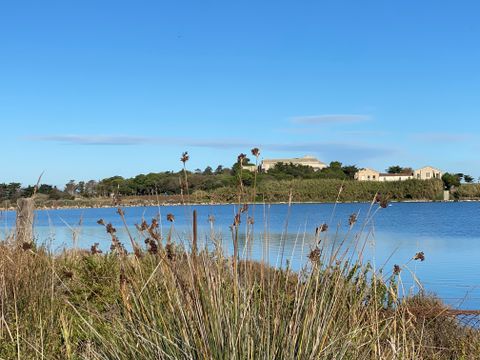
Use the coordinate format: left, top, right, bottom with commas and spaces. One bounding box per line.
1, 211, 480, 359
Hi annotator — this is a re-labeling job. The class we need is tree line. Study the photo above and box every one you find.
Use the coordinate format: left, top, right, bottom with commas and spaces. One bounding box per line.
1, 160, 358, 202
0, 158, 475, 203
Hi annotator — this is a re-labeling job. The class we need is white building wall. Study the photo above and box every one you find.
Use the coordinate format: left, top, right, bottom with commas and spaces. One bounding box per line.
379, 175, 413, 182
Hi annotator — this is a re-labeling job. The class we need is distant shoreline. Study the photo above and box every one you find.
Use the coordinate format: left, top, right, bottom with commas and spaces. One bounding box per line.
1, 198, 477, 212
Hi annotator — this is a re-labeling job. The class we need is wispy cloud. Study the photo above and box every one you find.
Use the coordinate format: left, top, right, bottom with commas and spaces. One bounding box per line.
27, 135, 250, 148
291, 114, 371, 125
411, 132, 473, 143
28, 134, 393, 162
30, 135, 159, 145
339, 130, 390, 137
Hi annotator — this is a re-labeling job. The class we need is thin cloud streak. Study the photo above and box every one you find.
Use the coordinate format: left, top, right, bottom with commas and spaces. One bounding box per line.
30, 135, 159, 145
339, 130, 391, 137
291, 114, 371, 125
411, 132, 473, 143
27, 135, 250, 148
28, 134, 395, 162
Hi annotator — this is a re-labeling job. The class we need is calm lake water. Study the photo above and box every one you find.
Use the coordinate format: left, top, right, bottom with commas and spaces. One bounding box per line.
1, 202, 479, 309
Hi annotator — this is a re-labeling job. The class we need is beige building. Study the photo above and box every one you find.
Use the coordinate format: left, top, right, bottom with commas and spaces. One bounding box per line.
355, 168, 380, 181
355, 166, 442, 182
414, 166, 442, 180
261, 155, 327, 172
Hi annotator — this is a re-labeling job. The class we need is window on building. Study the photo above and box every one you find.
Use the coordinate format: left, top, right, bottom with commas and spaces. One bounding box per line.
426, 172, 431, 178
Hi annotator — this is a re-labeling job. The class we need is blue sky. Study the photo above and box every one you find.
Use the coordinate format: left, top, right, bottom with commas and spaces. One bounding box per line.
1, 1, 480, 186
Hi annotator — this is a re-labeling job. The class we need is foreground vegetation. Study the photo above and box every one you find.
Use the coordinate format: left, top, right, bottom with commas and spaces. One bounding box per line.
1, 209, 480, 359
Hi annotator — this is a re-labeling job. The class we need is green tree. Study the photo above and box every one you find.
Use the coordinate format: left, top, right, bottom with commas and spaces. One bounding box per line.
22, 186, 36, 197
341, 165, 359, 180
268, 162, 316, 179
203, 166, 213, 175
78, 181, 86, 196
329, 161, 343, 170
65, 180, 78, 195
387, 166, 403, 174
442, 173, 461, 189
214, 165, 224, 175
463, 174, 474, 183
1, 183, 22, 200
85, 180, 98, 197
38, 184, 54, 194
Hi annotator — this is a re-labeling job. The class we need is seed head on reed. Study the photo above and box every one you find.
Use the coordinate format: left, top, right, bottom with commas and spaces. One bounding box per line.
21, 241, 34, 251
137, 220, 148, 231
109, 238, 127, 255
106, 223, 116, 234
251, 147, 260, 157
150, 218, 159, 229
208, 214, 215, 223
240, 204, 248, 213
144, 238, 158, 255
97, 219, 105, 226
146, 221, 161, 242
375, 194, 389, 208
413, 251, 425, 261
233, 213, 241, 226
247, 216, 254, 225
315, 223, 328, 235
348, 213, 358, 226
308, 247, 321, 264
237, 153, 246, 164
180, 151, 189, 164
90, 242, 103, 255
393, 264, 401, 275
167, 213, 175, 222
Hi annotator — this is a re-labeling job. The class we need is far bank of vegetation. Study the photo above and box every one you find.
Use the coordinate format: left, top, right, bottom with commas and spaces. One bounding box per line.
0, 152, 477, 208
